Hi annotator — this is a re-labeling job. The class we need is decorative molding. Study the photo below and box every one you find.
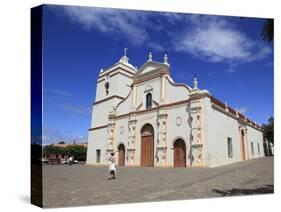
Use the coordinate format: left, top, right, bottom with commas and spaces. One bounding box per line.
115, 87, 133, 111
135, 102, 143, 111
188, 96, 203, 167
133, 69, 169, 84
106, 123, 115, 156
210, 95, 262, 131
98, 65, 135, 79
88, 125, 108, 131
127, 119, 137, 165
176, 116, 182, 126
109, 70, 134, 79
119, 126, 124, 134
114, 98, 193, 120
153, 99, 159, 106
144, 85, 153, 93
94, 95, 124, 105
156, 112, 168, 165
165, 74, 192, 92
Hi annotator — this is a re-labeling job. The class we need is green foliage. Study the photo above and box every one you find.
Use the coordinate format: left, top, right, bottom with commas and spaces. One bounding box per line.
43, 145, 64, 155
262, 116, 274, 144
43, 144, 87, 161
64, 145, 87, 161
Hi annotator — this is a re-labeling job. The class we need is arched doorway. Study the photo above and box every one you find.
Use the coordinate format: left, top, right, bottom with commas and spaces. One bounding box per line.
118, 144, 125, 166
174, 139, 186, 167
141, 124, 154, 167
241, 129, 246, 160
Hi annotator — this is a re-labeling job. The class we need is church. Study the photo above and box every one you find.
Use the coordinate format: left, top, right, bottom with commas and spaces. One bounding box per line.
86, 51, 264, 168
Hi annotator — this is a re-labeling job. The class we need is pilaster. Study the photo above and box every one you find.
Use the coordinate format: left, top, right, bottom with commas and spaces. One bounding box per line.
127, 118, 137, 165
188, 90, 203, 166
156, 111, 168, 166
106, 111, 116, 160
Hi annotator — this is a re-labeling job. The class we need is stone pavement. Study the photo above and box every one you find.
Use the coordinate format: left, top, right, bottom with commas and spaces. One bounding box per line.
42, 157, 273, 208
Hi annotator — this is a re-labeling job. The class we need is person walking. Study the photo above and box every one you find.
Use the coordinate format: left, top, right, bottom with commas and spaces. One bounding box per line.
108, 152, 116, 179
68, 156, 73, 166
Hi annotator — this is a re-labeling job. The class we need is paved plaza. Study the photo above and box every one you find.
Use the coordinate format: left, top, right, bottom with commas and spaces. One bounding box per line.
42, 157, 273, 208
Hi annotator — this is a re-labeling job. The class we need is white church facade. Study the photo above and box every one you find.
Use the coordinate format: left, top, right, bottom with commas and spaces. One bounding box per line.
86, 52, 264, 168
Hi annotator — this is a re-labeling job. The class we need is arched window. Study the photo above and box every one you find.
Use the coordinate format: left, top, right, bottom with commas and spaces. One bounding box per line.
105, 82, 109, 95
146, 93, 152, 109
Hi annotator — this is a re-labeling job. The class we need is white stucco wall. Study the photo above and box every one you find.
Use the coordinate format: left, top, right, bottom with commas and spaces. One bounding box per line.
166, 78, 190, 104
247, 125, 264, 159
206, 105, 241, 167
205, 98, 264, 167
115, 91, 132, 115
114, 116, 130, 162
95, 67, 133, 102
165, 104, 191, 166
87, 127, 108, 164
91, 98, 121, 127
135, 78, 161, 110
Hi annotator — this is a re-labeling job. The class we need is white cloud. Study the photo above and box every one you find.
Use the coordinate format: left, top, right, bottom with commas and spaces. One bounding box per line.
237, 107, 247, 114
59, 7, 272, 65
42, 127, 87, 145
63, 6, 149, 46
45, 89, 72, 97
61, 103, 91, 115
226, 62, 239, 73
173, 18, 271, 64
147, 42, 165, 52
227, 68, 237, 73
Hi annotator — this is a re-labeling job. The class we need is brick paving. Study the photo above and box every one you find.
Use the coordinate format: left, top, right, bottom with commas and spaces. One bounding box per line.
42, 157, 273, 208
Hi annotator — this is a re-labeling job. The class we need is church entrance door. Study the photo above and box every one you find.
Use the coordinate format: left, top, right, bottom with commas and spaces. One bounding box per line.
141, 124, 154, 167
174, 139, 186, 167
118, 144, 125, 166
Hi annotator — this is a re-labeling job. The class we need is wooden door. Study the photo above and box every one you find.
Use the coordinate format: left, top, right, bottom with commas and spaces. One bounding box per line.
174, 140, 186, 167
118, 144, 125, 166
141, 135, 154, 167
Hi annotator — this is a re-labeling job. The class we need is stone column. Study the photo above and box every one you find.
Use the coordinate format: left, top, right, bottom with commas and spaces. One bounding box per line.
131, 85, 137, 110
156, 112, 168, 166
188, 92, 203, 167
106, 111, 116, 161
106, 121, 115, 160
127, 119, 137, 165
160, 75, 166, 104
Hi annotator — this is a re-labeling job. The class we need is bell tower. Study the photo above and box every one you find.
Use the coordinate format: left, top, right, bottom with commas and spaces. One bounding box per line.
90, 50, 136, 128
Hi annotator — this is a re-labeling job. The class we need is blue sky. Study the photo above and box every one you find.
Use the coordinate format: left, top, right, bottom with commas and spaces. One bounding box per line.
41, 4, 273, 145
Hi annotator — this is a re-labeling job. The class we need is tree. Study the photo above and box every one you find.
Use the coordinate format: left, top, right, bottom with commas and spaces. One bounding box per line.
261, 19, 274, 42
58, 141, 65, 144
64, 145, 87, 161
43, 145, 64, 156
43, 144, 87, 161
262, 116, 274, 145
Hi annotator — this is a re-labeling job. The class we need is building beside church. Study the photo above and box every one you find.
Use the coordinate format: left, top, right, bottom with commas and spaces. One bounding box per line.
86, 52, 264, 168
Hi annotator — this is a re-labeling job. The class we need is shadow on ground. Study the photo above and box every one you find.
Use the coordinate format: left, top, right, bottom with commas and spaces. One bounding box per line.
212, 185, 274, 196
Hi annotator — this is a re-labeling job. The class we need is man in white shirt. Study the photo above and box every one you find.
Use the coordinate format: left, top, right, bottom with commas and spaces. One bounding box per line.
108, 152, 116, 179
